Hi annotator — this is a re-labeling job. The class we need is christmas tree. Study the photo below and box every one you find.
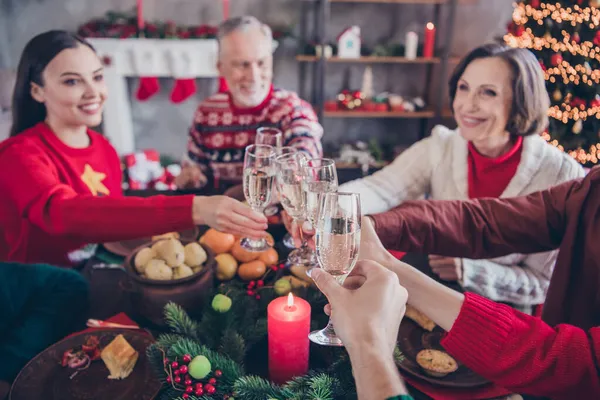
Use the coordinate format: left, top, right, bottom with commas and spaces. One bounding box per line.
505, 0, 600, 166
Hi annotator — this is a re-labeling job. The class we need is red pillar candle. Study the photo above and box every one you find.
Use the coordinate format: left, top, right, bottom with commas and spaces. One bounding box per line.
268, 293, 311, 384
136, 0, 144, 31
423, 22, 436, 58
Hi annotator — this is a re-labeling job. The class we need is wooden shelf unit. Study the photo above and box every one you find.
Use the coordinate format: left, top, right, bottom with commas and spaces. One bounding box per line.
297, 0, 461, 138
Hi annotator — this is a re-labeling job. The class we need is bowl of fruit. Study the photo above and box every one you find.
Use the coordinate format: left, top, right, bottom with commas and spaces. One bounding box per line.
123, 235, 216, 326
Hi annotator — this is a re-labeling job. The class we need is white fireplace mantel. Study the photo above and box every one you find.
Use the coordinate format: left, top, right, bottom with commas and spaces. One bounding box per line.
88, 38, 220, 155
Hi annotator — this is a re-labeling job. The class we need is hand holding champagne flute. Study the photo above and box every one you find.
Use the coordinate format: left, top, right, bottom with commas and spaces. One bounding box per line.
309, 192, 361, 346
240, 144, 276, 252
275, 152, 316, 265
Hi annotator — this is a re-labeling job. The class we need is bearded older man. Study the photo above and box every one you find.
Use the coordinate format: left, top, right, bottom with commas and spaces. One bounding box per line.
176, 16, 323, 190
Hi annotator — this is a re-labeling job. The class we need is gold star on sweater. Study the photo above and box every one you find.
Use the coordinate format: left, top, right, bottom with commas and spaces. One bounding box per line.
80, 164, 110, 196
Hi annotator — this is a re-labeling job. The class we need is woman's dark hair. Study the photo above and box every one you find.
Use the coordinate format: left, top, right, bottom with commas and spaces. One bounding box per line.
449, 42, 550, 137
10, 30, 95, 137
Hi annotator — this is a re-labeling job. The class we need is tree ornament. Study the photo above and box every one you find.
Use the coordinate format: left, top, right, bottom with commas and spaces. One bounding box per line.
553, 89, 562, 102
544, 32, 552, 41
551, 54, 563, 66
188, 355, 212, 379
531, 0, 540, 8
573, 119, 583, 134
573, 32, 581, 44
212, 294, 232, 313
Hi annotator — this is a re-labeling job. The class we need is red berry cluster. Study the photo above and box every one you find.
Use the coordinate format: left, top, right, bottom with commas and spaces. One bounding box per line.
246, 280, 264, 299
164, 354, 223, 398
271, 263, 285, 272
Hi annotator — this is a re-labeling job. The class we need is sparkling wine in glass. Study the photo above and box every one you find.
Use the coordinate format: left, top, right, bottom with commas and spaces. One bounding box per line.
309, 192, 361, 347
302, 159, 339, 227
241, 144, 276, 252
275, 152, 316, 264
301, 158, 338, 272
256, 127, 283, 149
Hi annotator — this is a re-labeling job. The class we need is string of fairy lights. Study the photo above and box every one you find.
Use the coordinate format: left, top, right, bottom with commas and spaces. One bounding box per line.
504, 2, 600, 164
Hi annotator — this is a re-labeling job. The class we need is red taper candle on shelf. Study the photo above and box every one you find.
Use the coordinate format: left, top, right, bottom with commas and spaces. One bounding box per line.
423, 22, 436, 58
136, 0, 144, 31
268, 293, 311, 384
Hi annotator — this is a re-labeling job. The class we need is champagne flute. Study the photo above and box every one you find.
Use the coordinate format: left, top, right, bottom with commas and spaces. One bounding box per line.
275, 152, 316, 264
301, 158, 339, 273
256, 127, 283, 149
309, 192, 361, 346
241, 144, 276, 252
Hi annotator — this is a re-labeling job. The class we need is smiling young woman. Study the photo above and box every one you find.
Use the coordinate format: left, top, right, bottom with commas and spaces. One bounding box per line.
331, 43, 586, 313
0, 30, 268, 267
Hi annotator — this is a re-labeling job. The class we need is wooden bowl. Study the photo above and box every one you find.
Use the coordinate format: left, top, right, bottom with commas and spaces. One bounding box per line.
123, 240, 216, 326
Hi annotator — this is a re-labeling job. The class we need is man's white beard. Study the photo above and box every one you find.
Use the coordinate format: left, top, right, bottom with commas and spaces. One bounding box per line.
234, 86, 269, 107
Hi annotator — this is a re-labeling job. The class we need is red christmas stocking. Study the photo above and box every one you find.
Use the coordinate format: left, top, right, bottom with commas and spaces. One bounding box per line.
218, 76, 229, 93
135, 76, 160, 101
170, 78, 197, 103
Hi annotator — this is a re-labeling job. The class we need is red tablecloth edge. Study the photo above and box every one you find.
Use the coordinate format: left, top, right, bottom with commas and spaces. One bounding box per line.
390, 250, 512, 400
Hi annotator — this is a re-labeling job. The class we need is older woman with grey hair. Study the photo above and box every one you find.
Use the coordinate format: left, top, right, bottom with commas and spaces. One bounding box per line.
295, 43, 585, 313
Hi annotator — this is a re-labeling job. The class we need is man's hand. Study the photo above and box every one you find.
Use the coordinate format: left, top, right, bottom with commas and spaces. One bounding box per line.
428, 255, 463, 282
175, 165, 208, 189
358, 216, 393, 266
311, 260, 408, 355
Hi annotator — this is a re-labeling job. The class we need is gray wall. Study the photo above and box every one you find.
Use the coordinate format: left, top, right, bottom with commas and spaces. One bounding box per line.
0, 0, 514, 158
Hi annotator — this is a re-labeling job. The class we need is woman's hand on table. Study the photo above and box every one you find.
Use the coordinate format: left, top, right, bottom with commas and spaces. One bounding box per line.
192, 196, 268, 239
428, 255, 463, 282
175, 164, 208, 189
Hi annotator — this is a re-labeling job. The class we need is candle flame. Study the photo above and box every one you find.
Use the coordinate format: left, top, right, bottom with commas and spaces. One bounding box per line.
287, 292, 294, 307
426, 22, 435, 30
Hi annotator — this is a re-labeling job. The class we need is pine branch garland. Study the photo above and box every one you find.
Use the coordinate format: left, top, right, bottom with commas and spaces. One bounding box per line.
164, 302, 200, 341
218, 329, 246, 365
232, 375, 286, 399
306, 374, 339, 400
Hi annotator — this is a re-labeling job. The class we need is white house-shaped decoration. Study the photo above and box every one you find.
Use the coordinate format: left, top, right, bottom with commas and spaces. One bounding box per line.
337, 26, 361, 59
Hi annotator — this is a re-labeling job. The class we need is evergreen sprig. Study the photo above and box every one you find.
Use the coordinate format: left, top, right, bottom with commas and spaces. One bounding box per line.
164, 302, 200, 341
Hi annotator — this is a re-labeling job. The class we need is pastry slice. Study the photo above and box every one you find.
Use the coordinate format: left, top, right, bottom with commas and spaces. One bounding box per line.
404, 304, 436, 331
101, 334, 139, 379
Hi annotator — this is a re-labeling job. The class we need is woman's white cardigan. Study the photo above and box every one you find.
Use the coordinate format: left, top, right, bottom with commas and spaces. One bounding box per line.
340, 125, 585, 306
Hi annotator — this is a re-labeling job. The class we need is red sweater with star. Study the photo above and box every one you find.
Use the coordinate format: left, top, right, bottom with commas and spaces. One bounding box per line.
467, 136, 523, 199
185, 86, 323, 183
0, 123, 194, 266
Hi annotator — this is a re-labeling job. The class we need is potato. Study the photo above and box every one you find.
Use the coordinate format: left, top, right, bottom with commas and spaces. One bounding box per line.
144, 259, 173, 280
173, 265, 194, 280
152, 232, 180, 241
156, 239, 185, 267
192, 265, 204, 274
237, 260, 267, 281
134, 247, 155, 274
184, 242, 207, 267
